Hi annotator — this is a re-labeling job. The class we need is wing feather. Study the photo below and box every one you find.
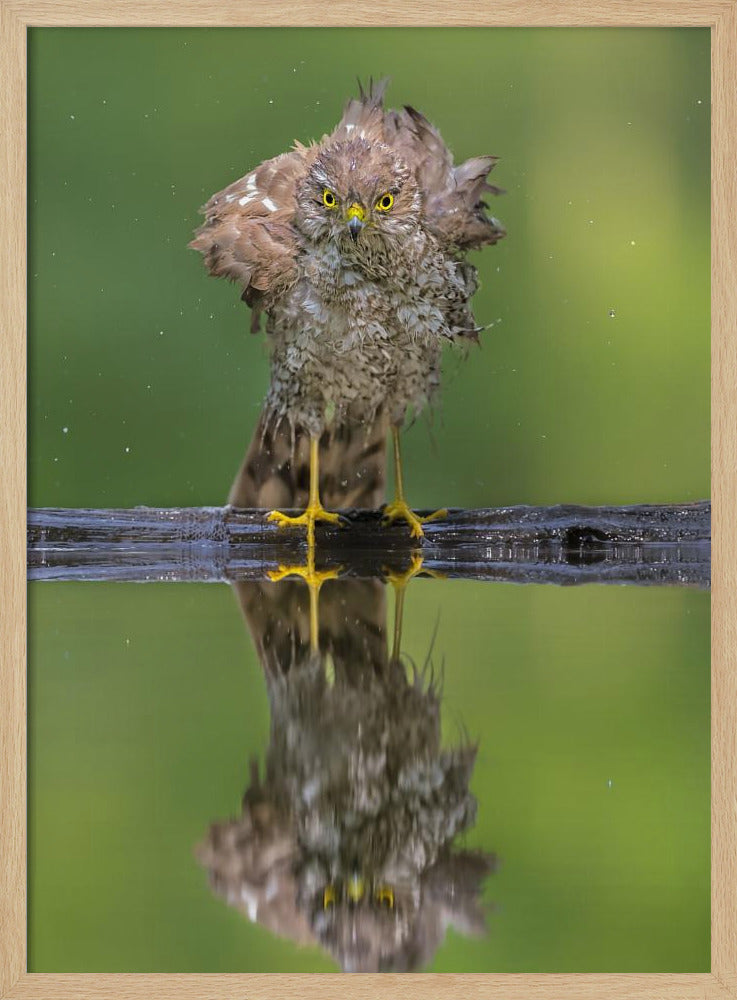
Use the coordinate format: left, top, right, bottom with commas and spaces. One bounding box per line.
394, 105, 505, 250
190, 146, 315, 320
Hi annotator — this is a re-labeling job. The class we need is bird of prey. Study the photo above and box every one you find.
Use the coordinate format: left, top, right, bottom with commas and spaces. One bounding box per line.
190, 78, 504, 546
193, 342, 495, 971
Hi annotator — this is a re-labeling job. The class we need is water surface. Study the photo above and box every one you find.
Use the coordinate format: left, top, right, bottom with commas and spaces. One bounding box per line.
28, 571, 709, 972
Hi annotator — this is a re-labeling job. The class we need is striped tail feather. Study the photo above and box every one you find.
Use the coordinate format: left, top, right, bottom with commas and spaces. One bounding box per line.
228, 411, 388, 511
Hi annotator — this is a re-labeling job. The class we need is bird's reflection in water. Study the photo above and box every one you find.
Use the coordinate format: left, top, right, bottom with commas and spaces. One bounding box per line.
197, 424, 495, 971
197, 572, 495, 972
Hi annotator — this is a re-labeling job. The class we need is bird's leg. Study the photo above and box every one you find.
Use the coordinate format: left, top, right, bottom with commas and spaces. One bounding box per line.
382, 426, 447, 538
266, 435, 341, 652
268, 546, 341, 654
385, 553, 444, 660
266, 435, 341, 544
387, 553, 422, 661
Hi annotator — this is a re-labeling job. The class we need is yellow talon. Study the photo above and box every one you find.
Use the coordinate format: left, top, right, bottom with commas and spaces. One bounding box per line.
382, 499, 447, 538
266, 503, 341, 532
265, 436, 341, 544
384, 426, 447, 537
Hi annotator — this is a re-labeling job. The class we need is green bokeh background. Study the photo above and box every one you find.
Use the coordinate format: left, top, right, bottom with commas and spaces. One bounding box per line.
28, 27, 710, 972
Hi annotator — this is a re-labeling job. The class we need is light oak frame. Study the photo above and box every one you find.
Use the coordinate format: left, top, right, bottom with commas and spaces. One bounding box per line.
1, 3, 734, 997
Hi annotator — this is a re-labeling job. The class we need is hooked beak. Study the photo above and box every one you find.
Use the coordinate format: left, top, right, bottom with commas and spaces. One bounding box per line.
348, 216, 364, 242
346, 202, 365, 242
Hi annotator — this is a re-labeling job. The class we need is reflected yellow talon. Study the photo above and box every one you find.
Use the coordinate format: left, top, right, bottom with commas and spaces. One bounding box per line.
385, 553, 446, 662
267, 559, 342, 654
384, 554, 446, 588
375, 885, 395, 909
384, 552, 426, 588
267, 562, 342, 587
383, 499, 448, 539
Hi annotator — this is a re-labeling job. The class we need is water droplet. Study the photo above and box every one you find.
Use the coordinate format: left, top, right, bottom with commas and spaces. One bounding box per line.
62, 426, 68, 434
608, 309, 616, 318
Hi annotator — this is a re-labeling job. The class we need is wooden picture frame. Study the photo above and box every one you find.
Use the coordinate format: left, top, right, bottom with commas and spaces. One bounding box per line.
1, 2, 733, 997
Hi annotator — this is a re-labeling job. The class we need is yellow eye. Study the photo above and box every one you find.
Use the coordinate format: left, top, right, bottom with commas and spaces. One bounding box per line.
322, 188, 337, 208
376, 192, 394, 212
375, 885, 395, 908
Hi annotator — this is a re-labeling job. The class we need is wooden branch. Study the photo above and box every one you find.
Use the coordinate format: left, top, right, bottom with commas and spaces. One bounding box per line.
27, 501, 710, 588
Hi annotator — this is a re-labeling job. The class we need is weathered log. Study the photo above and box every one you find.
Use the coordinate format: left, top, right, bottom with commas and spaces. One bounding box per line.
27, 502, 710, 588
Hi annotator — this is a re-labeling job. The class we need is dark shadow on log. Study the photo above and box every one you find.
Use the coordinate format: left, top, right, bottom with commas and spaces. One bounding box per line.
27, 501, 710, 588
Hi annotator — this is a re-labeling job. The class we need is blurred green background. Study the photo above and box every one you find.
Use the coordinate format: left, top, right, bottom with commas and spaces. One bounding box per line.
28, 27, 710, 972
28, 26, 709, 509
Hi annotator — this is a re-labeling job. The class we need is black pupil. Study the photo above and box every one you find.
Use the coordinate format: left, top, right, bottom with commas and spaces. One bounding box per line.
325, 192, 333, 203
382, 196, 390, 207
